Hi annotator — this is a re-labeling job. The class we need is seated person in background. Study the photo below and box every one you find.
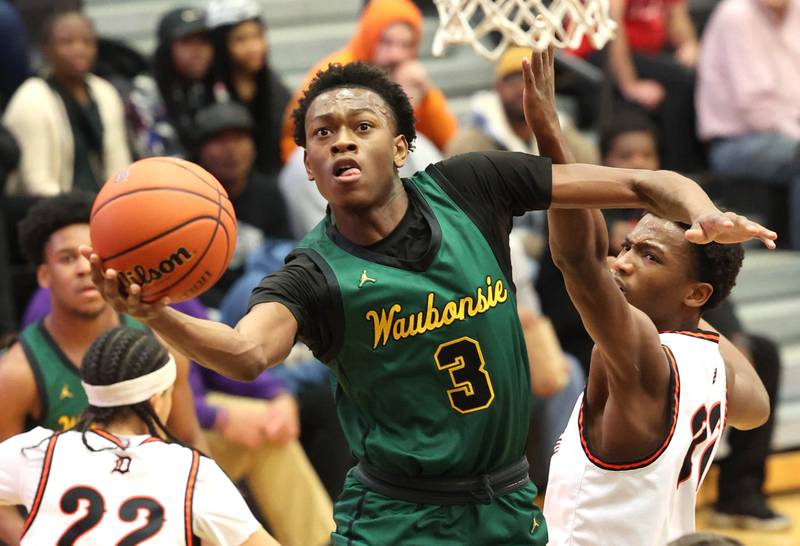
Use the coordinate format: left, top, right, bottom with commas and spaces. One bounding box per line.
703, 301, 789, 530
192, 101, 292, 306
570, 0, 704, 172
279, 0, 457, 162
599, 108, 789, 532
0, 193, 206, 544
510, 230, 585, 489
128, 6, 215, 158
0, 326, 278, 546
3, 11, 130, 195
187, 302, 336, 546
696, 0, 800, 248
600, 108, 660, 252
279, 58, 442, 239
207, 0, 290, 175
219, 238, 358, 500
446, 46, 598, 165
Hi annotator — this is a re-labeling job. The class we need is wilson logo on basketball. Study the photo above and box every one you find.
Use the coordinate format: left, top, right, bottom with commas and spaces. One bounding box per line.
120, 247, 194, 287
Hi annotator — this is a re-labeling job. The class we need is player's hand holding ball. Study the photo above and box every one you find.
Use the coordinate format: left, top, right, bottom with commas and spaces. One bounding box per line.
81, 157, 237, 320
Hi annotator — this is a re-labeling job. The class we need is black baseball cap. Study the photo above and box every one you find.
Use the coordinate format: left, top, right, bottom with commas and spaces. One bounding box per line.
158, 7, 208, 43
193, 102, 254, 146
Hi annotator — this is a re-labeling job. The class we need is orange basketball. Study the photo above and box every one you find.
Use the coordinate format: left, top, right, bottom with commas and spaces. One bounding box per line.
90, 157, 237, 303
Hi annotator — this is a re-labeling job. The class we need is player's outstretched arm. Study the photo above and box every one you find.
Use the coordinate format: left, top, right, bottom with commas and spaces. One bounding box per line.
526, 46, 669, 399
80, 246, 296, 381
699, 320, 769, 430
549, 165, 777, 249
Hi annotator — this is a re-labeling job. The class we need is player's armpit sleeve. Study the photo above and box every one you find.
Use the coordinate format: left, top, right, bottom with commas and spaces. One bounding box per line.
247, 253, 337, 362
0, 428, 50, 506
432, 151, 553, 215
192, 457, 262, 546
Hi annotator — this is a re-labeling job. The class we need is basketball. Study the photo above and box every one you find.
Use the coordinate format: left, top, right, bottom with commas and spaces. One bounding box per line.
90, 157, 237, 303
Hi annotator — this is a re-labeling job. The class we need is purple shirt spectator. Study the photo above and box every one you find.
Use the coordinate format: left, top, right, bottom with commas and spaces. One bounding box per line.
22, 287, 287, 429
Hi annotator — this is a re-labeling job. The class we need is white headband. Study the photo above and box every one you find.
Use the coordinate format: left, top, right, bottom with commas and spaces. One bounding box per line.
82, 355, 177, 408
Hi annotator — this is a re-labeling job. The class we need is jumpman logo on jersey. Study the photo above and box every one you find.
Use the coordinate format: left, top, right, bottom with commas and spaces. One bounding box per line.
531, 516, 540, 533
59, 384, 73, 400
112, 455, 132, 474
358, 270, 377, 288
712, 368, 718, 385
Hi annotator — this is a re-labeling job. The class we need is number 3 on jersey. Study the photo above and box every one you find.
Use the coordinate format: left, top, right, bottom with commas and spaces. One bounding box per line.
435, 337, 495, 413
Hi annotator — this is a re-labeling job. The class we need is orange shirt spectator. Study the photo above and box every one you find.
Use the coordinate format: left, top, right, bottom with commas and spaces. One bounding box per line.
279, 0, 457, 162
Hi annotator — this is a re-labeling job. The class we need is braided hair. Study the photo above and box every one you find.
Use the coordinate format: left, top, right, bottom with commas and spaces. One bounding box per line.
74, 326, 180, 452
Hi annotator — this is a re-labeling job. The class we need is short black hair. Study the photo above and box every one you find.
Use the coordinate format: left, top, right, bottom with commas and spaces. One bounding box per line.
18, 192, 95, 266
600, 108, 658, 159
292, 62, 416, 150
685, 234, 744, 312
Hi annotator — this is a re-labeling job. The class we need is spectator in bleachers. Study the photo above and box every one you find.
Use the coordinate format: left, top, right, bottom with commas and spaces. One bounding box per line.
279, 0, 458, 162
446, 46, 599, 164
127, 6, 214, 158
192, 101, 291, 306
182, 298, 336, 546
3, 11, 130, 195
206, 0, 290, 175
600, 109, 659, 253
703, 300, 789, 530
219, 238, 357, 500
509, 230, 586, 490
570, 0, 704, 172
0, 1, 30, 109
696, 0, 800, 248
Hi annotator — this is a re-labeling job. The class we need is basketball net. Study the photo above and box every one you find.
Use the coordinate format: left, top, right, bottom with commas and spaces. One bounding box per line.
432, 0, 617, 60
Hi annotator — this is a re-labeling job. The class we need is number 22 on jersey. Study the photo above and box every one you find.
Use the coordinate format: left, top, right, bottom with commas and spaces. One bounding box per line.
57, 486, 164, 546
677, 402, 723, 489
435, 337, 495, 413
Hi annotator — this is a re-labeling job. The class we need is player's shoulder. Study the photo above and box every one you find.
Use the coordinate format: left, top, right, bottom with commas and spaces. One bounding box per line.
0, 426, 54, 455
0, 341, 36, 391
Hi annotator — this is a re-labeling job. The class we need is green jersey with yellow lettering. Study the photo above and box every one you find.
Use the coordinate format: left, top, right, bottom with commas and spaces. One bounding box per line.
20, 315, 147, 431
296, 169, 531, 478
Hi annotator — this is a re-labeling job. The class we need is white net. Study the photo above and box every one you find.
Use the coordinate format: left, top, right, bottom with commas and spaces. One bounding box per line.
432, 0, 617, 61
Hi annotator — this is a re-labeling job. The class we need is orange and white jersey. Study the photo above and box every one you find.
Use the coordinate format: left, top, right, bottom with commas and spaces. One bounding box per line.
0, 427, 260, 545
544, 330, 727, 546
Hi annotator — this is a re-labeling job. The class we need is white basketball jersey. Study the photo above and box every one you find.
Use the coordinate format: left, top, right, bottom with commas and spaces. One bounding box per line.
0, 428, 259, 546
544, 330, 727, 546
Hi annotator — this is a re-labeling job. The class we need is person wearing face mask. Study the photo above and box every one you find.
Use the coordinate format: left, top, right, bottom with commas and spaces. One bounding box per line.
206, 0, 290, 176
3, 11, 130, 196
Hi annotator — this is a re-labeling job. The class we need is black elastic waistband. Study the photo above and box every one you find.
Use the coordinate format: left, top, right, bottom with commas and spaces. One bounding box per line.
353, 457, 530, 505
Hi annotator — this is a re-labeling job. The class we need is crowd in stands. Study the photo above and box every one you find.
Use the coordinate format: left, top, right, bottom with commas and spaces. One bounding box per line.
0, 0, 795, 542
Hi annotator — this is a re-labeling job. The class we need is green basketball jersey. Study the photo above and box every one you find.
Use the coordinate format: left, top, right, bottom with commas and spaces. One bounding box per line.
296, 170, 531, 477
20, 315, 146, 431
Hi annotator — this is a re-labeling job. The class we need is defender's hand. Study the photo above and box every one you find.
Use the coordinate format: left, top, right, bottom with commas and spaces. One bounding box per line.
79, 245, 170, 321
685, 212, 777, 249
522, 45, 559, 132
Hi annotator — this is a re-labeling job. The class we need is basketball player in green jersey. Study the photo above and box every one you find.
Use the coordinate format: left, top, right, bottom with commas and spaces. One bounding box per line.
0, 193, 205, 544
84, 50, 775, 544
